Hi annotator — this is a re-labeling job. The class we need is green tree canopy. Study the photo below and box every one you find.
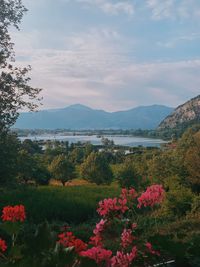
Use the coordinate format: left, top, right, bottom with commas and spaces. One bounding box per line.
49, 155, 75, 186
115, 159, 142, 189
80, 152, 113, 185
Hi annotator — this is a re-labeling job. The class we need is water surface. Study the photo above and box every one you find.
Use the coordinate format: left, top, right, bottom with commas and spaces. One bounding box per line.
19, 134, 167, 147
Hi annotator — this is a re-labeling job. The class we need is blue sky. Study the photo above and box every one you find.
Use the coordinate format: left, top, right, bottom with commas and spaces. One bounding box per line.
12, 0, 200, 111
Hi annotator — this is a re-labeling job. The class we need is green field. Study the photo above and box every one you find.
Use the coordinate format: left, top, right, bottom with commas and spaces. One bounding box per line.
0, 185, 120, 224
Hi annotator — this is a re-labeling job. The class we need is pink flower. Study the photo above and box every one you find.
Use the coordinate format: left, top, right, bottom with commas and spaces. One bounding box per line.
80, 247, 112, 264
145, 242, 160, 256
131, 223, 137, 230
137, 185, 165, 208
120, 188, 137, 200
90, 219, 106, 246
90, 235, 103, 247
93, 219, 106, 236
121, 229, 134, 248
111, 246, 137, 267
97, 197, 128, 217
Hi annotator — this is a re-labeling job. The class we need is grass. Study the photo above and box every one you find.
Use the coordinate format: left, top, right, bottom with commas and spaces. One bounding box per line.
0, 184, 120, 224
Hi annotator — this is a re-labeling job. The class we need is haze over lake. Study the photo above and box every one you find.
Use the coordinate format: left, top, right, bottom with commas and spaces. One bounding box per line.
19, 135, 166, 147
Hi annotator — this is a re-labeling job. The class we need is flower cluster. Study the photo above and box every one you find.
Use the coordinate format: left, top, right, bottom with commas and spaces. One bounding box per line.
0, 238, 7, 253
58, 232, 87, 253
90, 219, 106, 246
111, 246, 137, 267
1, 205, 26, 222
121, 228, 134, 248
97, 197, 128, 217
120, 188, 137, 201
80, 247, 112, 265
137, 185, 165, 208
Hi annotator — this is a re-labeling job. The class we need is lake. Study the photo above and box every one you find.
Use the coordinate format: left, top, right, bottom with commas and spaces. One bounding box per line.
19, 135, 167, 147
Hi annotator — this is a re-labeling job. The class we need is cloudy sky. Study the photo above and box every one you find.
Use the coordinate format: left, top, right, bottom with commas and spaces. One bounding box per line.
12, 0, 200, 111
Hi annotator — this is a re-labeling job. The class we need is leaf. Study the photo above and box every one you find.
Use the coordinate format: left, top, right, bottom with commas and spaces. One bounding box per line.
79, 257, 98, 267
9, 245, 23, 260
0, 222, 21, 236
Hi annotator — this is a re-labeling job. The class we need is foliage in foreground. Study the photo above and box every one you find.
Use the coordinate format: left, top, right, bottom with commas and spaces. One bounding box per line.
0, 185, 165, 267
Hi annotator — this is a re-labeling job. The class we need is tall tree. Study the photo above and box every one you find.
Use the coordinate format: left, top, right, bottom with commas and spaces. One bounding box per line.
0, 0, 41, 185
0, 0, 41, 131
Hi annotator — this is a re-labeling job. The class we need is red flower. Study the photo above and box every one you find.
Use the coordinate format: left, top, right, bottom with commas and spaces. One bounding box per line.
2, 205, 26, 222
80, 247, 112, 264
73, 239, 88, 253
0, 238, 7, 252
58, 232, 87, 253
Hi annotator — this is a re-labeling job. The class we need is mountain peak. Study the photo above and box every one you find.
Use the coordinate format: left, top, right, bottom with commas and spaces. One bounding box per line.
66, 104, 92, 111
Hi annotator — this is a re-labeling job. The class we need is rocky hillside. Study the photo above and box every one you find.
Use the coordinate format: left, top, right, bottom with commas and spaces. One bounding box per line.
158, 95, 200, 129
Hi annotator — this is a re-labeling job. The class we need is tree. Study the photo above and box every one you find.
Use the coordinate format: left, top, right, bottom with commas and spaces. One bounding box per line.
80, 152, 113, 185
101, 137, 114, 150
22, 139, 42, 155
183, 130, 200, 193
33, 164, 51, 186
115, 159, 142, 189
70, 147, 85, 164
49, 155, 75, 186
0, 0, 41, 186
17, 149, 36, 184
0, 131, 19, 185
0, 0, 41, 131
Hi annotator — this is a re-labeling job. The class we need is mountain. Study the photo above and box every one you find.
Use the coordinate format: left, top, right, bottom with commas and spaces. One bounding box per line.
14, 104, 173, 130
158, 95, 200, 129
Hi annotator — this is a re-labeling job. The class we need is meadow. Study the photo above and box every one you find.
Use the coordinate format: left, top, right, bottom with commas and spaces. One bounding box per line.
0, 184, 120, 224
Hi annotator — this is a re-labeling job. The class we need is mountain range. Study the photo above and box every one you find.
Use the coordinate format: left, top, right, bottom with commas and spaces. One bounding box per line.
15, 104, 173, 130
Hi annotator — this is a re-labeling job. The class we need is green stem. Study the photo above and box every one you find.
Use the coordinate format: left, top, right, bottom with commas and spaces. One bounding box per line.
0, 251, 8, 260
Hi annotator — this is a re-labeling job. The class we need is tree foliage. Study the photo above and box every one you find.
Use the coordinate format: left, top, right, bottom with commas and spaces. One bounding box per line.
49, 155, 75, 186
0, 131, 19, 185
80, 152, 113, 185
0, 0, 42, 131
115, 159, 142, 189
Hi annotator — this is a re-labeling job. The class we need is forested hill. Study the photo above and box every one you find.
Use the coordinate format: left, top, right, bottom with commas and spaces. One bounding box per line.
14, 104, 173, 130
158, 95, 200, 129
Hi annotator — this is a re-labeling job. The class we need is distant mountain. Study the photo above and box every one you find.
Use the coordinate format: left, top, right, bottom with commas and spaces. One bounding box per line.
14, 104, 173, 130
158, 95, 200, 129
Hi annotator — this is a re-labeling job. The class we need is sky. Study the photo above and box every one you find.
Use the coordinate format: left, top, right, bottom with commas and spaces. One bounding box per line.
11, 0, 200, 111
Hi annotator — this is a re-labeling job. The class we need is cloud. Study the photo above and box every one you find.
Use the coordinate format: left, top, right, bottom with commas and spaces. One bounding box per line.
74, 0, 134, 16
146, 0, 200, 20
11, 27, 200, 111
157, 32, 200, 48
